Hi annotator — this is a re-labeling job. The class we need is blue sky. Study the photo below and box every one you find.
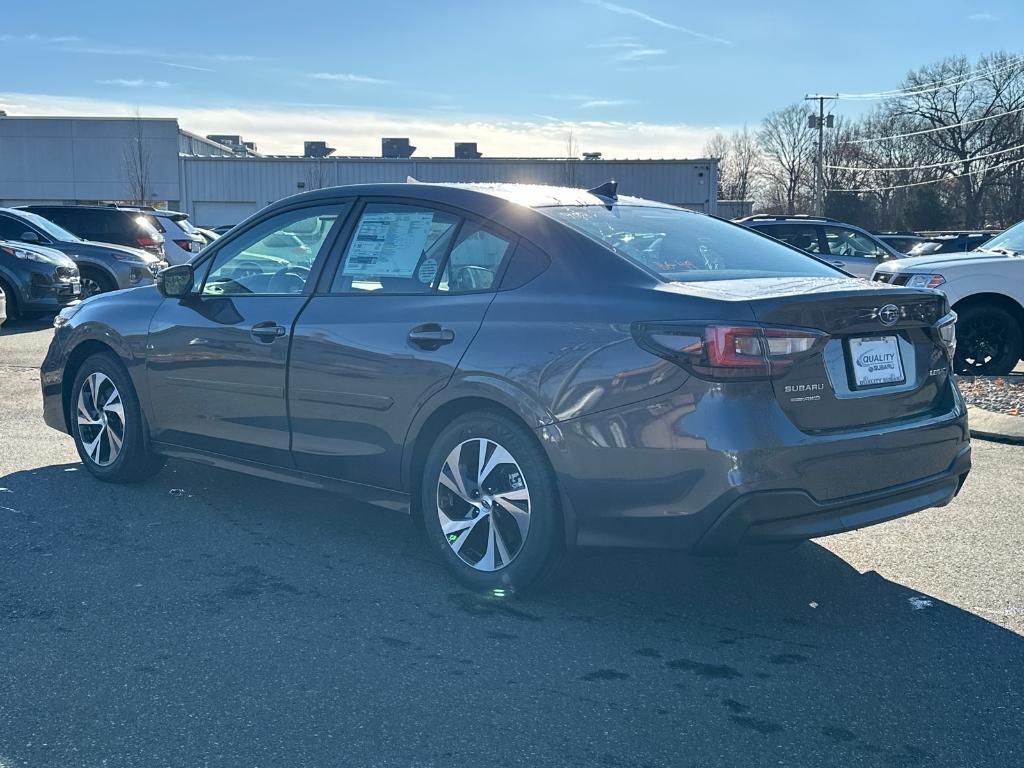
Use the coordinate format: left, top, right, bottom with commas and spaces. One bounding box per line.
0, 0, 1020, 156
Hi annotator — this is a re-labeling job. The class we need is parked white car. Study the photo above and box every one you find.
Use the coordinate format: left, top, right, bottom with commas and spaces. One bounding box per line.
138, 210, 205, 265
872, 218, 1024, 375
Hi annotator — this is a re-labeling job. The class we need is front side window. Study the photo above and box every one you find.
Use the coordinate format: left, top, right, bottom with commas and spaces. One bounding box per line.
542, 205, 841, 282
21, 210, 81, 242
201, 204, 345, 295
821, 226, 884, 258
331, 204, 460, 294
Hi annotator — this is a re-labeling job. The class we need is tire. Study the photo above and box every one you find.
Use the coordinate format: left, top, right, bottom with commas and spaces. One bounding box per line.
79, 268, 115, 299
69, 352, 164, 483
420, 412, 564, 592
954, 304, 1023, 376
0, 278, 19, 320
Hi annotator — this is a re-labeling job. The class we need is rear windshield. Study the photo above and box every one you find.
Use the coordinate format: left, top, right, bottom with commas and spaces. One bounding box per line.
541, 205, 841, 282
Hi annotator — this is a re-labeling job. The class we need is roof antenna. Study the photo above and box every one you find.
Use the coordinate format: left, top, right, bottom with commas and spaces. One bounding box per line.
587, 179, 617, 201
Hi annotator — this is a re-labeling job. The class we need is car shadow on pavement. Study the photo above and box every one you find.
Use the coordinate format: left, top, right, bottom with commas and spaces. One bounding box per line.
0, 315, 54, 336
1, 459, 1020, 767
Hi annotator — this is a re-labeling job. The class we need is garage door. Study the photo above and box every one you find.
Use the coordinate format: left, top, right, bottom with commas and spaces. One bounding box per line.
192, 201, 260, 228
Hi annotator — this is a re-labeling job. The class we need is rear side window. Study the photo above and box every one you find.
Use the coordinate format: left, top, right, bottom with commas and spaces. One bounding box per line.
542, 206, 840, 282
754, 223, 824, 254
437, 223, 513, 293
331, 204, 460, 294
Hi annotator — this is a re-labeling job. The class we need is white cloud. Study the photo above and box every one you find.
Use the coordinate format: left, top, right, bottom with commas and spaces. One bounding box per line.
580, 99, 636, 108
582, 0, 732, 44
0, 91, 727, 159
154, 61, 216, 73
616, 47, 666, 62
306, 72, 393, 85
588, 40, 643, 49
0, 33, 81, 43
968, 11, 995, 20
96, 79, 174, 88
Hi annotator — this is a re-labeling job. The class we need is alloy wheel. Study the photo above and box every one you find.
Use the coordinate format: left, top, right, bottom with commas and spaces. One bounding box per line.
80, 276, 105, 299
436, 438, 531, 572
958, 315, 1010, 373
76, 372, 125, 467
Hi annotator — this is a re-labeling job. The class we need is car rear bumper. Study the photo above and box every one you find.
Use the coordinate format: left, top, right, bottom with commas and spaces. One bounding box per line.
695, 444, 970, 550
541, 384, 971, 551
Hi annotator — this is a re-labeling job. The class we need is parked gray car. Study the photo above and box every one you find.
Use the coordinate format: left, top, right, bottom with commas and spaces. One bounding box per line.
738, 215, 904, 278
0, 239, 80, 320
0, 208, 166, 297
40, 183, 971, 590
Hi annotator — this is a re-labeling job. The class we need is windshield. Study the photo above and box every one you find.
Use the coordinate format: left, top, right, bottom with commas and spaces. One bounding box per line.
979, 222, 1023, 254
541, 205, 842, 282
17, 210, 82, 243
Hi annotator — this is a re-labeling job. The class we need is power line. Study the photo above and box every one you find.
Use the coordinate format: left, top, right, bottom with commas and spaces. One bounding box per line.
827, 155, 1024, 193
836, 55, 1024, 101
826, 141, 1024, 172
841, 104, 1024, 145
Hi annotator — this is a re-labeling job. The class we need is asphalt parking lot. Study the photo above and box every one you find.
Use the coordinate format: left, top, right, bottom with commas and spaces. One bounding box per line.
1, 318, 1022, 768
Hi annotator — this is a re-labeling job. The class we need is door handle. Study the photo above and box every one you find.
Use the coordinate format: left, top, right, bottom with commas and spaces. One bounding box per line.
251, 322, 287, 343
408, 324, 455, 350
830, 260, 845, 268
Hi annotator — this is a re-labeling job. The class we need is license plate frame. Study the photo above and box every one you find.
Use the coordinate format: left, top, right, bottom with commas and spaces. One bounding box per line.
846, 335, 905, 389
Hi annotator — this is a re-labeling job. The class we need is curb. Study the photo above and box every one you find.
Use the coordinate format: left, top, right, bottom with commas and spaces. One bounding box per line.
967, 405, 1024, 444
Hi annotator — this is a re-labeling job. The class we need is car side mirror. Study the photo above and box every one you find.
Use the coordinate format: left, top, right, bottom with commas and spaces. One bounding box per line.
157, 264, 194, 298
20, 231, 40, 243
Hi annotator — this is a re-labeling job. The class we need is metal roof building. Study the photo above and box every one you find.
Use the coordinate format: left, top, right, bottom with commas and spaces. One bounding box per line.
0, 116, 718, 226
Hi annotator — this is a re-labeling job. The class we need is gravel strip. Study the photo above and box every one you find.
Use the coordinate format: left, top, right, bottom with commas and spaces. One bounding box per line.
956, 374, 1024, 416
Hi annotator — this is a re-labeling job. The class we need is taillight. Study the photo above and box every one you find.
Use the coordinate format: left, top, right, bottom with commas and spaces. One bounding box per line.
137, 235, 160, 248
173, 238, 194, 252
633, 322, 827, 381
936, 311, 957, 359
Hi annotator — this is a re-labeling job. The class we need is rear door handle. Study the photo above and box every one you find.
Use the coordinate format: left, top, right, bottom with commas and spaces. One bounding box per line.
830, 260, 845, 268
251, 322, 287, 343
408, 324, 455, 350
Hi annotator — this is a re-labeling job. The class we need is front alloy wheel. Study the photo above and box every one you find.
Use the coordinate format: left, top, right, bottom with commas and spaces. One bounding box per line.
76, 372, 125, 466
437, 438, 531, 571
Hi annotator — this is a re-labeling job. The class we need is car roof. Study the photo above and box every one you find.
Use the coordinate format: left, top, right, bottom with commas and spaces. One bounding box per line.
268, 181, 676, 213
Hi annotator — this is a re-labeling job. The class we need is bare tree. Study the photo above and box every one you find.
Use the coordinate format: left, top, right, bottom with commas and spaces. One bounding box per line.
563, 129, 580, 186
757, 103, 815, 214
705, 127, 760, 202
887, 52, 1024, 226
122, 108, 151, 205
305, 159, 330, 191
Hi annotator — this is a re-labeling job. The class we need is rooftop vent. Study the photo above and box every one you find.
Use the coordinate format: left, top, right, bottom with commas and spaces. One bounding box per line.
582, 151, 602, 160
454, 142, 482, 159
382, 137, 416, 159
304, 140, 336, 158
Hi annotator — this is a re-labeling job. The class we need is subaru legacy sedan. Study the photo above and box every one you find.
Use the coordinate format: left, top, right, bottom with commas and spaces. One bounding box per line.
40, 183, 971, 590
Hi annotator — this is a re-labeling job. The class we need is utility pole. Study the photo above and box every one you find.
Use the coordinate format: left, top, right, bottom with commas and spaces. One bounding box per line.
805, 94, 836, 216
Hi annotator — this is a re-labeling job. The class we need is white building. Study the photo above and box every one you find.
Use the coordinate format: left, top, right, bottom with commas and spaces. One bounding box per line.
0, 116, 718, 226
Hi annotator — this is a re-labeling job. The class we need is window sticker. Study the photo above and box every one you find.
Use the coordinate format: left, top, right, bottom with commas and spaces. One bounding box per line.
417, 258, 439, 284
342, 212, 434, 278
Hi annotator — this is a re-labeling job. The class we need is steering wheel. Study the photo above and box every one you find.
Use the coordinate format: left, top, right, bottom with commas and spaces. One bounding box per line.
267, 265, 310, 294
451, 265, 494, 291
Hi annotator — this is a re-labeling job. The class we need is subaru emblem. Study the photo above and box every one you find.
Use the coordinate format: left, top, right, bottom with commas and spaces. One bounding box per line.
878, 304, 900, 326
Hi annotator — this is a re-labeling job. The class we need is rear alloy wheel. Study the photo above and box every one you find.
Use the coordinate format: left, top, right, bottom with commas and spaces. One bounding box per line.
421, 412, 563, 591
437, 438, 532, 572
70, 353, 164, 482
954, 305, 1023, 376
